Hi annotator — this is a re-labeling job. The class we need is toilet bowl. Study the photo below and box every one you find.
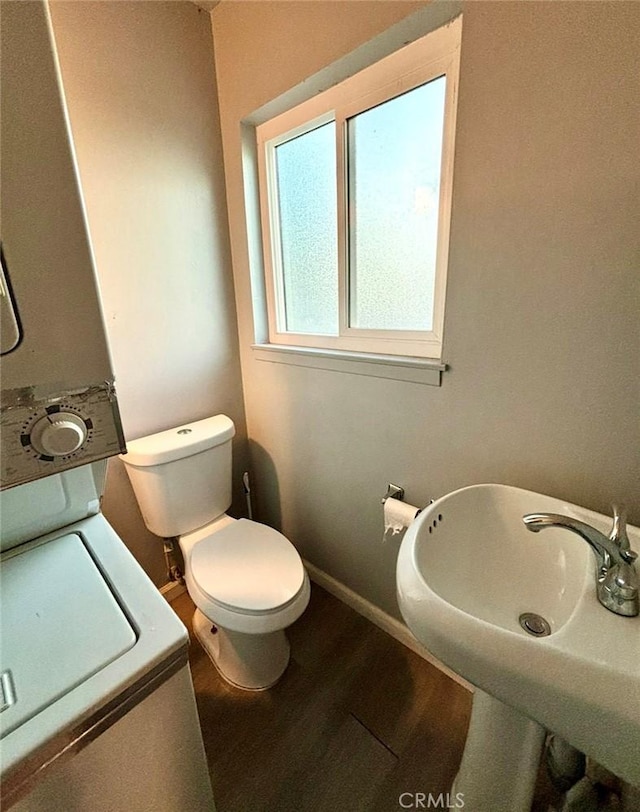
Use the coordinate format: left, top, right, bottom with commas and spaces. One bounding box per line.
181, 514, 310, 689
120, 414, 310, 690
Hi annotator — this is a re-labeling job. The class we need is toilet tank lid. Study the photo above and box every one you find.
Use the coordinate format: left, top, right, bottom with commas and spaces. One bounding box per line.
121, 415, 235, 467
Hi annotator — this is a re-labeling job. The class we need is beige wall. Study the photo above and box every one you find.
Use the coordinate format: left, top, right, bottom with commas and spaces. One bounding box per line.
212, 1, 640, 618
51, 1, 247, 585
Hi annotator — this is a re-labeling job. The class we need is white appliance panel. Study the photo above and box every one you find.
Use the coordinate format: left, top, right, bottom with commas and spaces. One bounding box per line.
0, 0, 113, 390
11, 668, 215, 812
0, 0, 125, 489
0, 464, 105, 552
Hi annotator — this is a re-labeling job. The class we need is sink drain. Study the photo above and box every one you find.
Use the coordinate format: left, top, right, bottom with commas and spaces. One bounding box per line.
519, 612, 551, 637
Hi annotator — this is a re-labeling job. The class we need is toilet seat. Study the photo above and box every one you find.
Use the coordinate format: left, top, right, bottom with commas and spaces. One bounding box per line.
189, 519, 305, 614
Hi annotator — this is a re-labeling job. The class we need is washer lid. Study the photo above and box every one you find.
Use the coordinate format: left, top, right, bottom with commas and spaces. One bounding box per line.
0, 533, 136, 739
190, 520, 304, 612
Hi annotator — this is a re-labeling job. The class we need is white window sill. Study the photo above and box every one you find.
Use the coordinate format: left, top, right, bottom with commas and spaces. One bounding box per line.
251, 344, 447, 386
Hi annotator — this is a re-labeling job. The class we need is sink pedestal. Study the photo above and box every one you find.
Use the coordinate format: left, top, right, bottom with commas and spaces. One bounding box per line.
452, 690, 545, 812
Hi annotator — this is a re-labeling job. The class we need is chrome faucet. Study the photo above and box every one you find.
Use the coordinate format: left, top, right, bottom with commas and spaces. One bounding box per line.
523, 505, 639, 617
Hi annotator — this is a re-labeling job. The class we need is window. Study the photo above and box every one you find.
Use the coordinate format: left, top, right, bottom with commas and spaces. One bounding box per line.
256, 18, 461, 361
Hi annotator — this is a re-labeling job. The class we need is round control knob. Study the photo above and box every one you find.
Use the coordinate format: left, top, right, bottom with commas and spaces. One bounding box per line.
30, 412, 88, 457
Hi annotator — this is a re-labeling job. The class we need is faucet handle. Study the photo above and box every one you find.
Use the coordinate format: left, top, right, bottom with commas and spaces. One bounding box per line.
610, 504, 638, 563
610, 504, 631, 551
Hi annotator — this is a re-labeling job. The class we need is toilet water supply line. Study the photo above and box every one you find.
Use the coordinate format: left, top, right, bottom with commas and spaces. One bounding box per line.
243, 471, 253, 520
163, 539, 183, 583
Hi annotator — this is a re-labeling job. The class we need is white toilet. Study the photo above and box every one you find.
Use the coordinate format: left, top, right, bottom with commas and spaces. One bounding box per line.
120, 414, 310, 690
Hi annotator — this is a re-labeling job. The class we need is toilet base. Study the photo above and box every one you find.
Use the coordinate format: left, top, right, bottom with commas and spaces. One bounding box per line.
192, 608, 291, 691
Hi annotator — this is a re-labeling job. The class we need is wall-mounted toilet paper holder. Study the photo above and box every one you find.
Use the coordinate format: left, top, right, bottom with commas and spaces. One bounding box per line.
381, 483, 405, 504
382, 484, 422, 536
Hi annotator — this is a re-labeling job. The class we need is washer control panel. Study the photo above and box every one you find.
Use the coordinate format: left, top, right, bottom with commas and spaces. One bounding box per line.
1, 384, 125, 488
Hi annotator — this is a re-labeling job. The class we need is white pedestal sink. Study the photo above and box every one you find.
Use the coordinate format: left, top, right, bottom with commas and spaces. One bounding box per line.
396, 484, 640, 810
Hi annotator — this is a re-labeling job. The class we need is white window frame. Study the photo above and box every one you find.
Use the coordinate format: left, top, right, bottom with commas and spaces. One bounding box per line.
256, 17, 461, 360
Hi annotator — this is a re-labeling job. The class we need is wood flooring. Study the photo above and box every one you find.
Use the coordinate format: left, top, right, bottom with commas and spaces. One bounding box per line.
171, 585, 558, 812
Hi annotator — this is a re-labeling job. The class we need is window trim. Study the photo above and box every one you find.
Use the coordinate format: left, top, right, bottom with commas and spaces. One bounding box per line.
256, 16, 462, 361
251, 343, 446, 387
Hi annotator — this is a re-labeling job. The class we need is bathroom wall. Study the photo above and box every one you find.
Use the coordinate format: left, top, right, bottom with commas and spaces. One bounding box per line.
212, 1, 640, 618
50, 1, 247, 585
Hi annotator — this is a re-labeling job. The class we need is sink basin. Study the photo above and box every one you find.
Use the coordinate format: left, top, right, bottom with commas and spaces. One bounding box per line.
414, 485, 590, 634
397, 484, 640, 791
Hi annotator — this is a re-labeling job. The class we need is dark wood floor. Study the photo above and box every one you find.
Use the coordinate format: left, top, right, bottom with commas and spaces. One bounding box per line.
172, 585, 558, 812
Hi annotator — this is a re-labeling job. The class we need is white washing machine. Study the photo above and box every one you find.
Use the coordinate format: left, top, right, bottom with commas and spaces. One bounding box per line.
0, 464, 216, 811
0, 3, 215, 808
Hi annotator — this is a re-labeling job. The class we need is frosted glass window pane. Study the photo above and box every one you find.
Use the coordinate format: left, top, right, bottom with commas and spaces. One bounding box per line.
275, 123, 338, 335
348, 76, 446, 331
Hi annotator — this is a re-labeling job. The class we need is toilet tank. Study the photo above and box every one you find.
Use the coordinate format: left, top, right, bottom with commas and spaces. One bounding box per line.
120, 415, 235, 538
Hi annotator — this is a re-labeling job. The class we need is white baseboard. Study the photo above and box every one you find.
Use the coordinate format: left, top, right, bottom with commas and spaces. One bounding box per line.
160, 579, 186, 604
303, 559, 473, 693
